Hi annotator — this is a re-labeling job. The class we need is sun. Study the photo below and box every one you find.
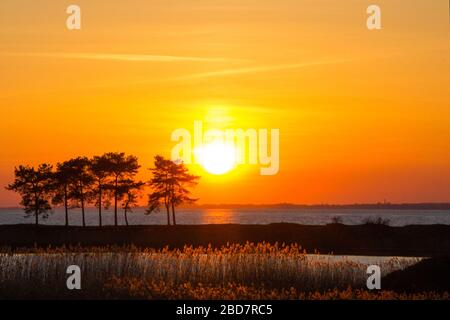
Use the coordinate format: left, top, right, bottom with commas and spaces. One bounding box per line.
195, 141, 237, 175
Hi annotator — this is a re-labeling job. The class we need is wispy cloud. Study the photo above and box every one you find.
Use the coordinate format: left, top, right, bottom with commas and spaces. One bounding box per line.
173, 58, 355, 81
1, 52, 241, 63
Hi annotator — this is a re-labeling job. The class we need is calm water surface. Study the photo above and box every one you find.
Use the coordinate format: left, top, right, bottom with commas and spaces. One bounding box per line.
1, 207, 450, 226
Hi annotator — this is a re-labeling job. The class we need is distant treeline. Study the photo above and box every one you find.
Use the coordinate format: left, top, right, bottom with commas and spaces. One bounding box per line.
6, 153, 199, 227
191, 203, 450, 210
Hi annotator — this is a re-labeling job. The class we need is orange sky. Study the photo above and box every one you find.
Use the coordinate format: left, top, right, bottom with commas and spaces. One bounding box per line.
0, 0, 449, 206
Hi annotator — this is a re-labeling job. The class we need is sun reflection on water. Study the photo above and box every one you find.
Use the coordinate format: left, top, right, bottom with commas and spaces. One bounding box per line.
201, 209, 234, 224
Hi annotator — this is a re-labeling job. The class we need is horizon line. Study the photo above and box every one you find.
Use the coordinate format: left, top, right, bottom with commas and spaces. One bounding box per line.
2, 202, 450, 210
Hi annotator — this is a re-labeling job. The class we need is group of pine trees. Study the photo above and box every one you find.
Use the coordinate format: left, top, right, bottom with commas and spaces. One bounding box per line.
6, 153, 199, 226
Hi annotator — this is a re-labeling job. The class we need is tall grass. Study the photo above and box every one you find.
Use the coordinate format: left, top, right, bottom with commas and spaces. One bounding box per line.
0, 243, 423, 299
105, 280, 450, 300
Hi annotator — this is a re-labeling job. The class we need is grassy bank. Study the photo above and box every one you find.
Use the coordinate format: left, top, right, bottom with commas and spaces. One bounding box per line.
1, 223, 450, 256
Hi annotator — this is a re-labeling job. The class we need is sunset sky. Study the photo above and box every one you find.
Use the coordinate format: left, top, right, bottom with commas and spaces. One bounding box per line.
0, 0, 449, 206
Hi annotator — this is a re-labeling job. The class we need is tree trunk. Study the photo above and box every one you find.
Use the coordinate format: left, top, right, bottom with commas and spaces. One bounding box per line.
164, 173, 170, 226
165, 204, 170, 225
98, 185, 102, 227
124, 209, 129, 226
114, 176, 118, 226
34, 193, 39, 226
64, 185, 69, 227
171, 202, 176, 225
80, 184, 86, 227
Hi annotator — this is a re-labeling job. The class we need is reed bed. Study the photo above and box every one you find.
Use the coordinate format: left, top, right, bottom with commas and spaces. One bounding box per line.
105, 279, 450, 300
0, 243, 423, 299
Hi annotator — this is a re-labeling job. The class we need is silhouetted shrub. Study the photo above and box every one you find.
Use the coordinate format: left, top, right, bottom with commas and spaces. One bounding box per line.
363, 216, 390, 226
330, 216, 343, 224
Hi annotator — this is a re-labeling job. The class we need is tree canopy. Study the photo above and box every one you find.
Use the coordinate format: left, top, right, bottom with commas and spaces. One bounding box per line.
6, 164, 54, 225
6, 153, 198, 226
147, 155, 199, 225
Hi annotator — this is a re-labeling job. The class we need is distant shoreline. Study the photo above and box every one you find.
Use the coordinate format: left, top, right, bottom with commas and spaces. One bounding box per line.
192, 203, 450, 210
3, 203, 450, 210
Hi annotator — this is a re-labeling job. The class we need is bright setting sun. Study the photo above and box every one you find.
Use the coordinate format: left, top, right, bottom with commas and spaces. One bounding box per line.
195, 142, 237, 175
